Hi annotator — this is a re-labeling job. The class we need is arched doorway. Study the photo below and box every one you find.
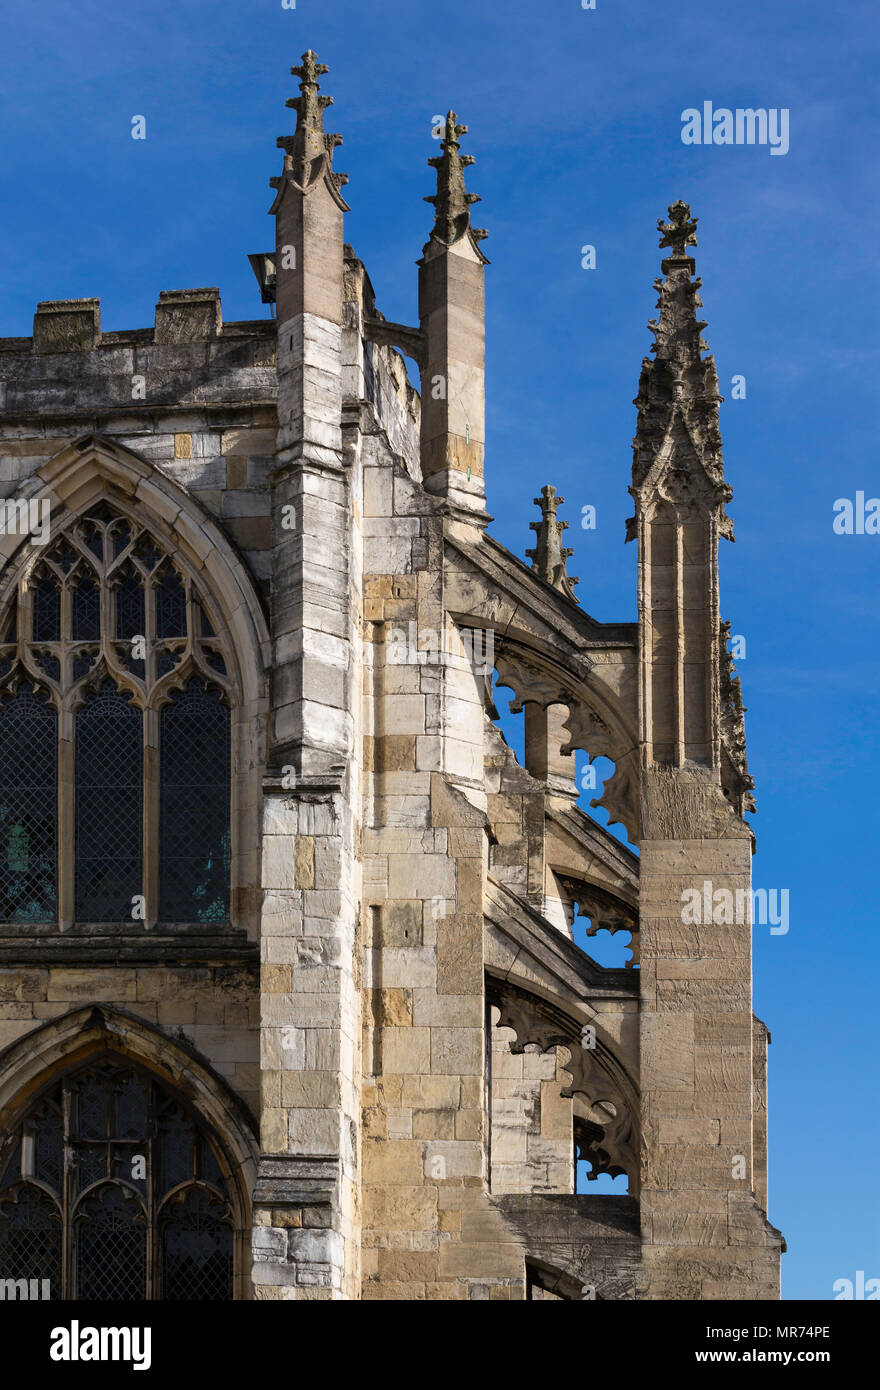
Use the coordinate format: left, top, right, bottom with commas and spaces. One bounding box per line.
0, 1055, 239, 1300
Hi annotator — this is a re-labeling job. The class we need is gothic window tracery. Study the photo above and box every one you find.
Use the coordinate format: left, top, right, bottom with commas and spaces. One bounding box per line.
0, 503, 232, 925
0, 1059, 235, 1300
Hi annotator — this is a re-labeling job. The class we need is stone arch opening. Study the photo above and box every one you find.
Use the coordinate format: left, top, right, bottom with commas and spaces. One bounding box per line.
0, 1005, 258, 1300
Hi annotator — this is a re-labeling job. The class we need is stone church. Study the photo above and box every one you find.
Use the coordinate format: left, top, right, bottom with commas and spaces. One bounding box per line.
0, 52, 782, 1300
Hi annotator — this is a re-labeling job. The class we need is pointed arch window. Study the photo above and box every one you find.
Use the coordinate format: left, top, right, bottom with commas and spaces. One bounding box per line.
0, 503, 232, 927
0, 1058, 236, 1300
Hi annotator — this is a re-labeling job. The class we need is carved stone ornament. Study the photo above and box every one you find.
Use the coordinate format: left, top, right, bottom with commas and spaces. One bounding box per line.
490, 981, 639, 1189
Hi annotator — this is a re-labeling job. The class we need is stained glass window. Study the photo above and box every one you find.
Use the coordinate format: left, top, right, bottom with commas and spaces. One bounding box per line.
0, 504, 232, 927
0, 1059, 236, 1300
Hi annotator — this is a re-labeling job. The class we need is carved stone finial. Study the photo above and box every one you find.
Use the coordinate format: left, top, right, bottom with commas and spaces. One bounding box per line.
627, 203, 732, 532
273, 49, 348, 194
423, 110, 488, 250
525, 485, 579, 603
657, 200, 698, 261
719, 619, 756, 814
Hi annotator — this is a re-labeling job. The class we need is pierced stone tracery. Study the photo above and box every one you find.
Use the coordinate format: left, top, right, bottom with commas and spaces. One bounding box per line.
0, 503, 233, 926
491, 645, 640, 843
0, 503, 229, 702
489, 982, 639, 1194
560, 876, 640, 969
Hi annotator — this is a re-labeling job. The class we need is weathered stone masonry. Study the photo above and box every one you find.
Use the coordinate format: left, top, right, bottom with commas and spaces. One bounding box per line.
0, 52, 782, 1300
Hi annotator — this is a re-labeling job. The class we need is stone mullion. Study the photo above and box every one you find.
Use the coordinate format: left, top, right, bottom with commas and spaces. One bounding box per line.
142, 576, 159, 928
707, 513, 722, 773
674, 514, 685, 767
101, 569, 115, 676
143, 706, 159, 929
144, 576, 157, 690
61, 1083, 73, 1298
60, 582, 73, 689
639, 513, 653, 769
57, 703, 75, 929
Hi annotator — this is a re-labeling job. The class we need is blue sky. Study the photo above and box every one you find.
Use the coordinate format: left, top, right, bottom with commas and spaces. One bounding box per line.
1, 0, 877, 1300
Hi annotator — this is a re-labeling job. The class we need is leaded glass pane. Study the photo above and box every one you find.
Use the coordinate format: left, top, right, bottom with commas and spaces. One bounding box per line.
75, 1185, 146, 1300
75, 1073, 108, 1140
0, 685, 57, 922
73, 652, 97, 681
116, 1074, 149, 1141
112, 520, 132, 557
134, 537, 162, 571
52, 539, 77, 575
201, 1138, 224, 1189
74, 1147, 108, 1195
0, 1140, 21, 1187
33, 1103, 63, 1190
82, 519, 104, 561
155, 569, 186, 638
72, 576, 100, 640
0, 1060, 237, 1300
35, 652, 60, 682
117, 641, 146, 681
159, 680, 230, 922
32, 577, 60, 641
0, 1186, 62, 1292
75, 683, 142, 922
0, 598, 17, 642
159, 1106, 193, 1190
115, 570, 145, 640
161, 1188, 233, 1301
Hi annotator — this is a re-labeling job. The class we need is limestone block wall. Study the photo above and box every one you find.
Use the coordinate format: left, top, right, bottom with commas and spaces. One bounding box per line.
489, 1026, 573, 1195
342, 249, 420, 482
752, 1014, 769, 1214
484, 723, 545, 908
358, 423, 532, 1296
0, 963, 259, 1118
637, 790, 781, 1300
0, 298, 277, 601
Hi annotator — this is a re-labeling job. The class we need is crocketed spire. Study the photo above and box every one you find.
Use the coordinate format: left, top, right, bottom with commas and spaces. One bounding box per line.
423, 111, 488, 250
720, 619, 756, 814
273, 50, 348, 193
629, 202, 731, 535
526, 485, 579, 602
